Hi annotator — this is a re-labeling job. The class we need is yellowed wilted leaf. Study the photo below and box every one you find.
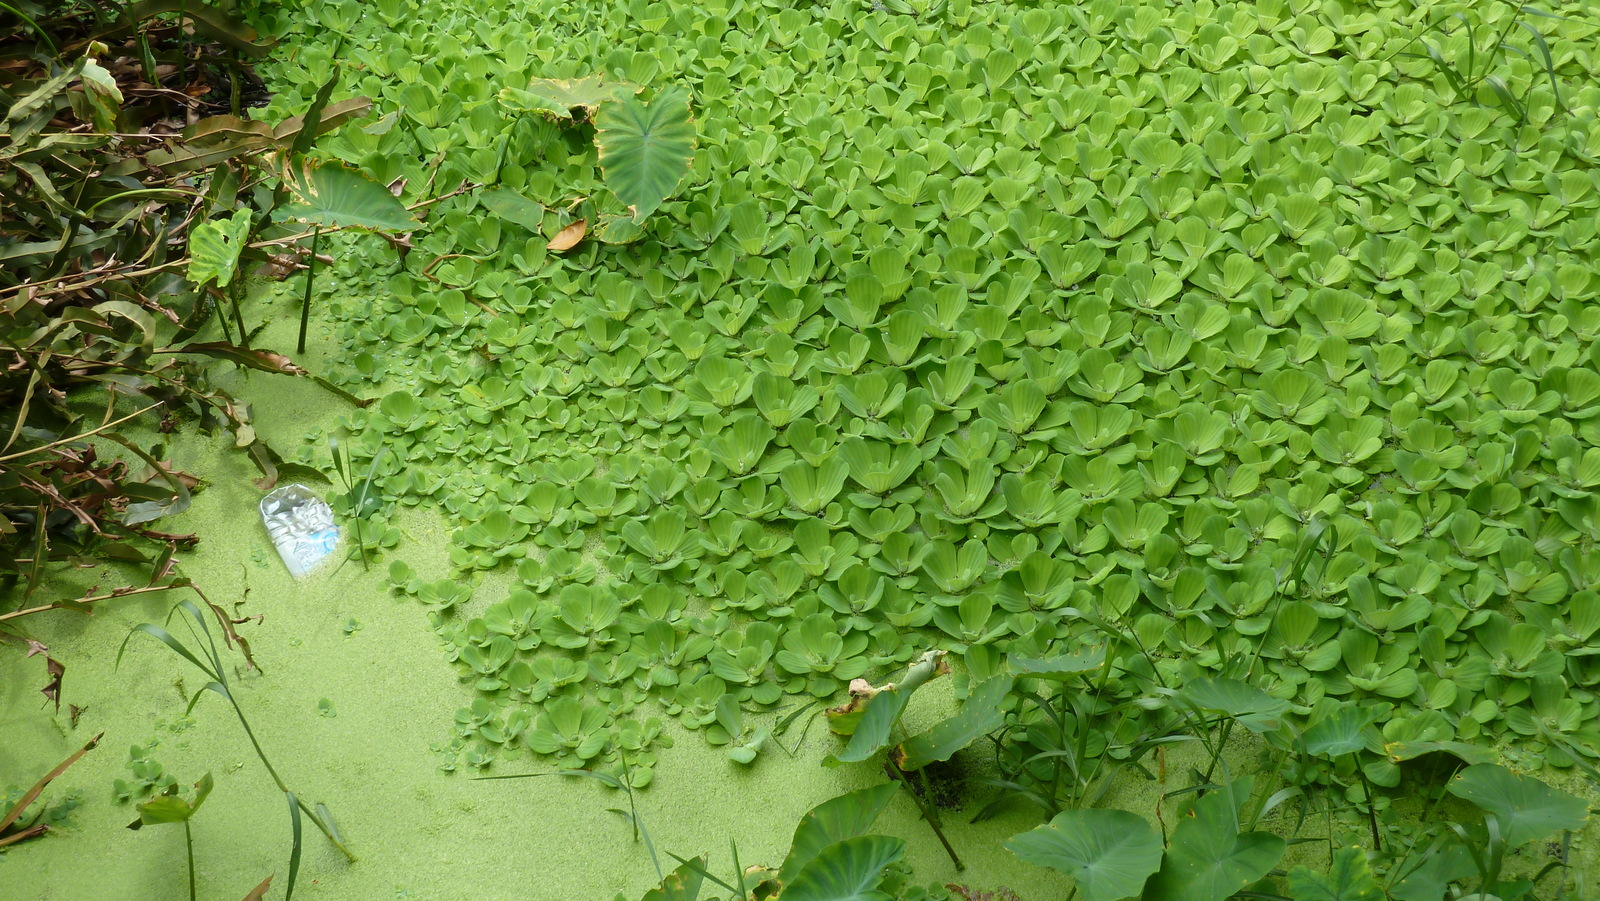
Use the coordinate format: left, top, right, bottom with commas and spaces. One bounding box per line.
547, 219, 587, 252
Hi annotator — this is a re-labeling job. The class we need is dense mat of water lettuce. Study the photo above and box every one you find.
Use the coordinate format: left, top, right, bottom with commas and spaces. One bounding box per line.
248, 0, 1600, 782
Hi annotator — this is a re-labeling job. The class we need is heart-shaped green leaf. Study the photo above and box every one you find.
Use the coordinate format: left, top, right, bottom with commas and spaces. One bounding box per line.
1006, 809, 1163, 901
595, 88, 695, 222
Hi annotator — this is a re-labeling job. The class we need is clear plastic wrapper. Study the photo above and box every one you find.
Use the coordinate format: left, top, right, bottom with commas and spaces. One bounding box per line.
259, 484, 340, 577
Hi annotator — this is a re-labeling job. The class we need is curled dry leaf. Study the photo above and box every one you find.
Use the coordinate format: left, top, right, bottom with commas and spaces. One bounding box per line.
547, 219, 588, 252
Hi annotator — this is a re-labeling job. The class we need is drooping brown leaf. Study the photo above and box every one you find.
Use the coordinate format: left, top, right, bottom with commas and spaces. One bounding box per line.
165, 342, 307, 375
25, 640, 64, 713
547, 219, 588, 252
0, 732, 102, 838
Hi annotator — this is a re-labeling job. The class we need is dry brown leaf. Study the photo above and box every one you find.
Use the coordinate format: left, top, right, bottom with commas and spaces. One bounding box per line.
547, 219, 588, 252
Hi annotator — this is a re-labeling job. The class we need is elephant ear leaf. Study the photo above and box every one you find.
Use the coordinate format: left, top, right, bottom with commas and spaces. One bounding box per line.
780, 835, 905, 901
1005, 809, 1162, 901
281, 159, 417, 231
1142, 779, 1285, 901
1446, 763, 1589, 847
595, 87, 696, 222
1286, 846, 1382, 901
187, 208, 254, 288
778, 784, 899, 885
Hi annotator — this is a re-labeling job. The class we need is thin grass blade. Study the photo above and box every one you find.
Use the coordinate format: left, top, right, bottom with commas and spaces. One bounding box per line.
285, 791, 303, 901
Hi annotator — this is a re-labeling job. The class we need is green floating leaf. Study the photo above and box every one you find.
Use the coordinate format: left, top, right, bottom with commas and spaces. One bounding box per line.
281, 159, 417, 232
595, 88, 695, 222
480, 187, 546, 233
1287, 846, 1382, 901
187, 208, 253, 288
781, 834, 905, 901
1005, 809, 1162, 901
1446, 763, 1589, 847
135, 772, 214, 825
1008, 645, 1106, 680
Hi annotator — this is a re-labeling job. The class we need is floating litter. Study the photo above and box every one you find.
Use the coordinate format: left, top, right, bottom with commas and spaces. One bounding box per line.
260, 484, 340, 578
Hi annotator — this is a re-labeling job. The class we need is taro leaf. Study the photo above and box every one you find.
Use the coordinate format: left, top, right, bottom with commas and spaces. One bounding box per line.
1004, 809, 1162, 901
1286, 846, 1382, 901
480, 187, 546, 232
1142, 780, 1286, 901
894, 674, 1013, 771
1303, 703, 1385, 758
824, 651, 948, 764
548, 219, 587, 252
187, 208, 254, 288
781, 835, 906, 901
595, 88, 695, 222
1446, 763, 1589, 847
280, 159, 418, 232
1008, 645, 1106, 680
641, 855, 705, 901
136, 772, 214, 825
1176, 677, 1290, 733
778, 784, 899, 885
500, 75, 639, 120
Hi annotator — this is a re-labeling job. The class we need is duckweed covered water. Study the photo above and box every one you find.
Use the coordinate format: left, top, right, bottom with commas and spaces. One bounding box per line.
11, 0, 1600, 896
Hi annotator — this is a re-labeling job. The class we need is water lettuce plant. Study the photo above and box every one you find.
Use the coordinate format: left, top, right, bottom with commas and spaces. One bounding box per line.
250, 0, 1600, 868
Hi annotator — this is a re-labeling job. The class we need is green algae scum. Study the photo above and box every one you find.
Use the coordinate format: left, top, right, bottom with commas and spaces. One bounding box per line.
9, 0, 1600, 898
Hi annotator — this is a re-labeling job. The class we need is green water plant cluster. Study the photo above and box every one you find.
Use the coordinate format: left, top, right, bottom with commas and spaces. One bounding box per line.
252, 0, 1600, 788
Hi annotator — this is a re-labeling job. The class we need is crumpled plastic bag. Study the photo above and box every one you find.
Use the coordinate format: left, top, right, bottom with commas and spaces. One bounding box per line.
259, 484, 339, 577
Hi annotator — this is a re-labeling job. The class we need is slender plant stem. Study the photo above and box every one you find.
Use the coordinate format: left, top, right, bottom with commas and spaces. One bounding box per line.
1201, 717, 1236, 788
298, 227, 319, 354
1358, 765, 1384, 853
223, 694, 355, 861
184, 819, 196, 901
888, 760, 964, 871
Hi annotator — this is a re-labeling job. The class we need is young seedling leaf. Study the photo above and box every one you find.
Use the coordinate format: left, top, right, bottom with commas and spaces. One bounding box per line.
187, 209, 254, 288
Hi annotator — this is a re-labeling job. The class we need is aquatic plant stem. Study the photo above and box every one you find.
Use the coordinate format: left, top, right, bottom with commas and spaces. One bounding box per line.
298, 227, 320, 355
1358, 766, 1383, 853
184, 820, 196, 901
222, 689, 355, 861
887, 759, 964, 871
